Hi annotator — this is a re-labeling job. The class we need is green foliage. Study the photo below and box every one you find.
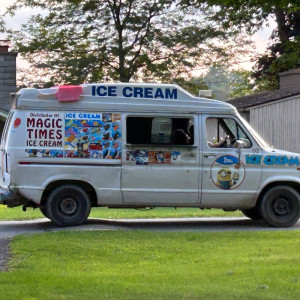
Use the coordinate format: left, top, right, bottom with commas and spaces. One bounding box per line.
228, 70, 255, 99
2, 0, 245, 85
189, 67, 254, 100
254, 38, 300, 87
172, 77, 208, 95
201, 65, 235, 100
1, 231, 299, 299
0, 15, 5, 32
182, 0, 300, 90
185, 65, 278, 100
228, 69, 279, 98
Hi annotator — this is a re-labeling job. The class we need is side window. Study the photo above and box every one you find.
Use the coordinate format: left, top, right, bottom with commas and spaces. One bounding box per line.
126, 116, 194, 146
206, 117, 251, 148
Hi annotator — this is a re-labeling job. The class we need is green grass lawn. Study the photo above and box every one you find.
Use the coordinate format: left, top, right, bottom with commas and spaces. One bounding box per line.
0, 231, 299, 299
0, 205, 243, 221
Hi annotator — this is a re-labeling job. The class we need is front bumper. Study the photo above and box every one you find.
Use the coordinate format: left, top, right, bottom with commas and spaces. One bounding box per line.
0, 188, 26, 207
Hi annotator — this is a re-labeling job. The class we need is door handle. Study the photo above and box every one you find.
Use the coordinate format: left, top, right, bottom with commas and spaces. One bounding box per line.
204, 153, 217, 158
182, 152, 196, 158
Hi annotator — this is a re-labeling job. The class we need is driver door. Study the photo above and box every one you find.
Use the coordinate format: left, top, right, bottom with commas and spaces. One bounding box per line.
201, 114, 262, 207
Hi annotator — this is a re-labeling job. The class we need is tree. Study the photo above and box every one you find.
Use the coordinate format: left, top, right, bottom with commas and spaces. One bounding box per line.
227, 70, 256, 98
0, 16, 5, 33
181, 0, 300, 90
185, 65, 274, 100
172, 76, 208, 95
2, 0, 248, 85
193, 67, 255, 100
201, 65, 234, 100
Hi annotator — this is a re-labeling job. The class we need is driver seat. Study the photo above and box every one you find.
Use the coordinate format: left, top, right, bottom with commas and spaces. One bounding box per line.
172, 129, 189, 145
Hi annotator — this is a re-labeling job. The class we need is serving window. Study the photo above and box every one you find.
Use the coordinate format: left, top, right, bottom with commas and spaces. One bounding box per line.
126, 116, 194, 146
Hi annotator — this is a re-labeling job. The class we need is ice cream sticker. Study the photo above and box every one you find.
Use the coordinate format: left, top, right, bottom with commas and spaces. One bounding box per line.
25, 111, 121, 160
26, 112, 63, 148
25, 149, 63, 158
246, 154, 300, 167
126, 150, 179, 165
64, 112, 121, 159
211, 155, 245, 190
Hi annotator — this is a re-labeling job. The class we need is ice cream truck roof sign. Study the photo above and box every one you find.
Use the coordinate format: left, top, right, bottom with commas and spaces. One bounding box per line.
29, 84, 179, 102
53, 84, 180, 100
90, 85, 178, 99
15, 83, 236, 114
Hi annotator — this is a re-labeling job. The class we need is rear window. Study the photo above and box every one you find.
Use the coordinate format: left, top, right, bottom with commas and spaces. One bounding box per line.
1, 111, 14, 148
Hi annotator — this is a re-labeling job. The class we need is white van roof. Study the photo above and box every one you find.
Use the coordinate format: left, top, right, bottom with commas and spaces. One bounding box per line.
15, 83, 236, 114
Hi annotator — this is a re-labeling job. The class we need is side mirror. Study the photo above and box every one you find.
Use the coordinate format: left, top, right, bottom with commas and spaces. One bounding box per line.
235, 140, 245, 150
235, 140, 245, 165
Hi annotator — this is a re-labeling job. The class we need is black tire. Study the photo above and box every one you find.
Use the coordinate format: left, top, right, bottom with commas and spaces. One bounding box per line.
39, 205, 49, 219
241, 207, 262, 220
259, 185, 300, 227
46, 184, 91, 227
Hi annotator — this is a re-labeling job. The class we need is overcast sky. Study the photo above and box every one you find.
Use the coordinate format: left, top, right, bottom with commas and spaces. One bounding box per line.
0, 0, 276, 72
1, 0, 39, 30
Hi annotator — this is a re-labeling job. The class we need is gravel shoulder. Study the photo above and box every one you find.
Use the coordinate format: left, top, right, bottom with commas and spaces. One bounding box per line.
0, 238, 11, 272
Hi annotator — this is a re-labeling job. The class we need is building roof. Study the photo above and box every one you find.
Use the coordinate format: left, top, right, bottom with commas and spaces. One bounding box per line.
227, 86, 300, 110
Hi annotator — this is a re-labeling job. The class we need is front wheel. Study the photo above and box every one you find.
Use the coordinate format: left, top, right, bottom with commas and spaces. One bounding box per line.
259, 185, 300, 227
46, 185, 91, 226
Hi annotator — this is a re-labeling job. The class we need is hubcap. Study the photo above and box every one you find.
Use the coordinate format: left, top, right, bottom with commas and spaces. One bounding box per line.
60, 198, 77, 214
273, 198, 290, 215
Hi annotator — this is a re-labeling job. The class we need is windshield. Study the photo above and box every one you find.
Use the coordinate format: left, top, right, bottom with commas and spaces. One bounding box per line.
238, 115, 270, 149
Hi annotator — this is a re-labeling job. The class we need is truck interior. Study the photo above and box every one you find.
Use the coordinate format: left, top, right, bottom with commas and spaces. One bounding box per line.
126, 116, 194, 146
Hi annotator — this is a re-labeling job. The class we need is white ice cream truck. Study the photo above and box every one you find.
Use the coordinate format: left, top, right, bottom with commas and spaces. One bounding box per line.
0, 83, 299, 227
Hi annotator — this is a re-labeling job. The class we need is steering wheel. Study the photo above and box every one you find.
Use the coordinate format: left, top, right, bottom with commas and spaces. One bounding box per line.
230, 137, 237, 144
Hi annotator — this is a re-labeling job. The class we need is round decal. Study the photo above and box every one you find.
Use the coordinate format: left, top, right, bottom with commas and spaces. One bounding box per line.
14, 118, 21, 128
211, 155, 245, 190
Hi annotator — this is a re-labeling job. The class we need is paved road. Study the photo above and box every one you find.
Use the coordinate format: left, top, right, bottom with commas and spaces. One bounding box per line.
0, 217, 299, 238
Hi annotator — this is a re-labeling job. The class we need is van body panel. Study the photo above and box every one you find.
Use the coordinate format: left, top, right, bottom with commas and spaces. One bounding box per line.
258, 150, 300, 197
200, 114, 263, 207
14, 164, 122, 205
0, 110, 14, 188
17, 188, 43, 204
2, 108, 123, 205
0, 83, 299, 226
258, 174, 300, 195
121, 113, 201, 205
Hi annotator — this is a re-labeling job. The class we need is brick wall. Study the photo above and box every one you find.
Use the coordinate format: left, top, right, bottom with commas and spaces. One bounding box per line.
0, 52, 18, 112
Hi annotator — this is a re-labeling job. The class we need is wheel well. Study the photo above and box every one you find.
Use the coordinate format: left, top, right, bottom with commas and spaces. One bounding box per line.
257, 181, 300, 206
41, 180, 97, 207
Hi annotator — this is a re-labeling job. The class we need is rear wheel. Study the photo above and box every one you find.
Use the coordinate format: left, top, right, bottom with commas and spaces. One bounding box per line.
46, 184, 91, 226
259, 185, 300, 227
241, 207, 262, 220
39, 205, 49, 219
